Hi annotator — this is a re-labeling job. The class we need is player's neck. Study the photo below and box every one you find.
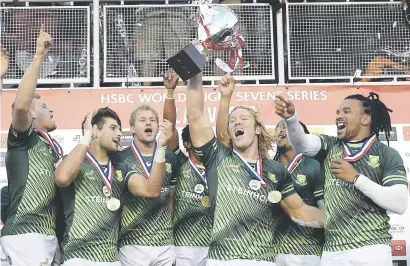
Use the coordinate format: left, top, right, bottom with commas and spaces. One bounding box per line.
236, 143, 259, 160
133, 138, 156, 154
280, 149, 298, 167
188, 150, 202, 165
89, 142, 108, 164
34, 123, 48, 133
347, 128, 372, 142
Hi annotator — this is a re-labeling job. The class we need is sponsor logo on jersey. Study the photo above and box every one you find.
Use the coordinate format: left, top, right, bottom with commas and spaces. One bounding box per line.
391, 240, 406, 256
84, 170, 96, 180
268, 173, 278, 183
226, 184, 269, 205
166, 163, 172, 173
367, 155, 380, 168
296, 174, 307, 186
328, 178, 355, 188
116, 170, 123, 182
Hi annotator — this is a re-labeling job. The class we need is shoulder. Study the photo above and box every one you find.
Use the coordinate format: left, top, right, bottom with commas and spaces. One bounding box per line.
303, 156, 320, 169
264, 159, 289, 180
110, 147, 132, 164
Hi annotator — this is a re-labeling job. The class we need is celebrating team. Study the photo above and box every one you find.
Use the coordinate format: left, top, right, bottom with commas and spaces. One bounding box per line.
1, 26, 408, 266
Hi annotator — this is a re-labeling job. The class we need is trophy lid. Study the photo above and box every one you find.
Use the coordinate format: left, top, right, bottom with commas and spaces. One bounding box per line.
198, 5, 239, 43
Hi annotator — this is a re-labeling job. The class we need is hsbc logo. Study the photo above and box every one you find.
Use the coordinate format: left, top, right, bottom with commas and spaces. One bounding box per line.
391, 240, 406, 256
390, 224, 406, 233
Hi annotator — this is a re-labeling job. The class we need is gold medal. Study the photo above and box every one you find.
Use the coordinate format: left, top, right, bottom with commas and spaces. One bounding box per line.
106, 197, 121, 211
201, 196, 210, 208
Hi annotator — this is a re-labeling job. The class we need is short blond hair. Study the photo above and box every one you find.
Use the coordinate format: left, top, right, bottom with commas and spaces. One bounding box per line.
129, 104, 159, 127
228, 106, 278, 160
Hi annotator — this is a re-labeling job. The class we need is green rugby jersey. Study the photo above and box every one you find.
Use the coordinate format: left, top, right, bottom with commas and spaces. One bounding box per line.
3, 124, 59, 237
59, 157, 125, 263
275, 155, 324, 256
111, 146, 178, 247
173, 149, 212, 247
314, 134, 407, 252
195, 137, 296, 261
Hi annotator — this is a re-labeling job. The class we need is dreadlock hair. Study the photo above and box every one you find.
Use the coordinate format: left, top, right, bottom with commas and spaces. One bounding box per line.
181, 125, 192, 150
228, 106, 278, 160
272, 121, 310, 161
345, 92, 392, 144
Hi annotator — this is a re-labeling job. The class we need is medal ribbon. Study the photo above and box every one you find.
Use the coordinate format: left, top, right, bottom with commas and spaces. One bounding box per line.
233, 149, 266, 187
188, 157, 207, 185
287, 153, 303, 174
343, 135, 376, 162
36, 130, 64, 157
85, 152, 113, 192
131, 140, 156, 178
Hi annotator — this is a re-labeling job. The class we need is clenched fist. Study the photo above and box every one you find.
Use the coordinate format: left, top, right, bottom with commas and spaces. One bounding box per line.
275, 94, 296, 120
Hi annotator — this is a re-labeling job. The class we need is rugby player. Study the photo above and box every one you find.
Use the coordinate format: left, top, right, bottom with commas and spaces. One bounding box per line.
162, 70, 212, 266
112, 100, 177, 265
186, 72, 324, 266
273, 121, 324, 266
275, 93, 408, 266
2, 25, 63, 266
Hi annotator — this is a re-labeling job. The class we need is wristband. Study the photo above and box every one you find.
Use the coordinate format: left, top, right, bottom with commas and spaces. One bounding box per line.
353, 172, 360, 183
79, 132, 92, 148
154, 146, 167, 163
166, 89, 175, 100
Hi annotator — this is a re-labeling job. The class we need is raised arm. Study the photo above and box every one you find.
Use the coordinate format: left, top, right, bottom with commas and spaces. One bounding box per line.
12, 24, 52, 132
163, 69, 179, 151
54, 113, 93, 187
127, 119, 173, 198
186, 72, 214, 147
216, 74, 235, 147
275, 95, 321, 157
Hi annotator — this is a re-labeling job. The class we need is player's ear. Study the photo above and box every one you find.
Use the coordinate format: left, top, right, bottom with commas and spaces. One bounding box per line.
255, 125, 261, 135
361, 114, 371, 127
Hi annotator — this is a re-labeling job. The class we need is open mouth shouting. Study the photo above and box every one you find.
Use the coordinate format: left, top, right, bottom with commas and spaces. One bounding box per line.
336, 120, 347, 135
235, 128, 245, 138
144, 128, 153, 136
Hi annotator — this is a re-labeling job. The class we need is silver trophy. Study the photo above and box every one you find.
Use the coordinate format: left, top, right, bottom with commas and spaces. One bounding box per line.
167, 1, 245, 81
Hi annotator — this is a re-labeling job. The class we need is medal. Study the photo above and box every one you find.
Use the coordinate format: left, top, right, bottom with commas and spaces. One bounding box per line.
188, 157, 207, 186
131, 140, 156, 178
268, 191, 282, 204
287, 153, 303, 174
201, 196, 210, 208
194, 184, 205, 194
249, 180, 261, 191
343, 135, 376, 162
37, 130, 64, 157
103, 186, 111, 197
106, 197, 121, 211
232, 150, 267, 188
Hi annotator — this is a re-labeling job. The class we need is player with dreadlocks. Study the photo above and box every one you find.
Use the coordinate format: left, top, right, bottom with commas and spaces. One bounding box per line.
275, 93, 408, 266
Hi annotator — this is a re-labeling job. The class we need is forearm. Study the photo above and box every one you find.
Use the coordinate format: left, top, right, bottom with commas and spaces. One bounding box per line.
145, 146, 167, 195
186, 73, 204, 120
14, 55, 43, 109
291, 205, 324, 228
54, 134, 91, 187
355, 175, 408, 214
216, 95, 231, 146
284, 113, 321, 157
164, 90, 179, 150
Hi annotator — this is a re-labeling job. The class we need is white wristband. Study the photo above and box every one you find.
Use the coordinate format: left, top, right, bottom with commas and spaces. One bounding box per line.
79, 132, 92, 148
154, 146, 167, 163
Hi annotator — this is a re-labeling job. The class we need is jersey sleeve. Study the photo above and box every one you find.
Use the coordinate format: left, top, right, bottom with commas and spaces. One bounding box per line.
312, 134, 339, 162
381, 147, 408, 187
308, 159, 324, 201
276, 165, 297, 199
194, 137, 230, 170
7, 124, 38, 150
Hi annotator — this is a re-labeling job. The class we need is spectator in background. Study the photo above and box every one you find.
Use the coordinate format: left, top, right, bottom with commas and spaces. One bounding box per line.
132, 0, 194, 86
1, 186, 9, 224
